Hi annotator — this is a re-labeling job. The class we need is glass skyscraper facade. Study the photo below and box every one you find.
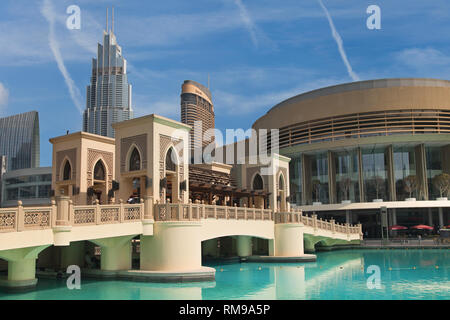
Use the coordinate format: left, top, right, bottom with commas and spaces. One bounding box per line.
0, 111, 40, 171
83, 30, 133, 138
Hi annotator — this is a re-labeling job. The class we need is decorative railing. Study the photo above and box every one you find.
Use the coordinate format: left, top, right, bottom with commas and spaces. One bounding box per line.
72, 201, 143, 226
153, 202, 362, 236
73, 206, 96, 225
23, 208, 52, 230
0, 199, 145, 232
0, 210, 17, 232
154, 202, 274, 222
0, 199, 362, 238
0, 201, 56, 233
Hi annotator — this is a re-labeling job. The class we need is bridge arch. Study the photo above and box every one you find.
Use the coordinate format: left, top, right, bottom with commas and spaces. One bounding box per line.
199, 219, 274, 242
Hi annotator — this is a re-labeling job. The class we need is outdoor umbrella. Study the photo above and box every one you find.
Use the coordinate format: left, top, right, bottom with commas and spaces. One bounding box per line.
411, 225, 434, 230
389, 225, 408, 231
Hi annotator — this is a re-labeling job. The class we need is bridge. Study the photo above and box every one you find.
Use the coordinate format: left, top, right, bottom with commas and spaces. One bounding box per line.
0, 197, 362, 291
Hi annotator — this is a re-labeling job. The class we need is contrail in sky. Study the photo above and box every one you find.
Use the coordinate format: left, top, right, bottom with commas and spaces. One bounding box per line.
41, 0, 84, 114
234, 0, 258, 47
317, 0, 360, 81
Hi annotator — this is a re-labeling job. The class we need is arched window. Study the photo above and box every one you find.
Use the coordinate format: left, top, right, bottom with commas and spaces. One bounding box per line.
129, 147, 141, 171
63, 161, 71, 180
279, 174, 285, 191
165, 148, 176, 172
94, 161, 105, 180
253, 174, 264, 190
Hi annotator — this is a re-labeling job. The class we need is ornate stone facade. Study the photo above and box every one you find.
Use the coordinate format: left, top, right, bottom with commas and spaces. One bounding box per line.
87, 148, 114, 190
159, 134, 184, 179
246, 167, 268, 190
120, 134, 147, 172
56, 148, 77, 181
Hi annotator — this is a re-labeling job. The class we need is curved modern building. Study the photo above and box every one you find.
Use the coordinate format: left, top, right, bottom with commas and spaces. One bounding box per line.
253, 79, 450, 236
0, 111, 40, 171
181, 80, 215, 153
1, 166, 51, 207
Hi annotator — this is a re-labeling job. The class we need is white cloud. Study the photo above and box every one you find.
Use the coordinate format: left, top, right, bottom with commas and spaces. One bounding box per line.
317, 0, 360, 82
0, 83, 9, 113
395, 48, 450, 67
132, 94, 179, 119
233, 0, 259, 47
214, 77, 345, 115
41, 0, 84, 114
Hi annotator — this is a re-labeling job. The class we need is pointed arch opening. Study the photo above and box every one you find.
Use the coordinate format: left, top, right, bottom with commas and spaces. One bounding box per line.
163, 147, 179, 204
165, 147, 177, 172
252, 173, 264, 190
63, 160, 72, 181
279, 173, 285, 191
94, 160, 106, 181
129, 147, 141, 171
277, 172, 286, 212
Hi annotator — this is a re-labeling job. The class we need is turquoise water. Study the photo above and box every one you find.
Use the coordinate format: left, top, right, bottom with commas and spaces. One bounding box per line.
0, 249, 449, 300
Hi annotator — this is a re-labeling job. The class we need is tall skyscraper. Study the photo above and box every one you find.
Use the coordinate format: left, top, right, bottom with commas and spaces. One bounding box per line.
83, 10, 133, 138
0, 111, 40, 171
180, 80, 215, 155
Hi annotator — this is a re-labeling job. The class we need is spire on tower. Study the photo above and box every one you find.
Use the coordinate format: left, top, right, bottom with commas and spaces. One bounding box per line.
106, 7, 109, 32
112, 6, 115, 33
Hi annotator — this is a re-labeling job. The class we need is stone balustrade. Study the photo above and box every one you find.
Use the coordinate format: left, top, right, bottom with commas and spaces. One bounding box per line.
0, 199, 362, 237
153, 201, 362, 236
153, 201, 274, 222
0, 199, 144, 232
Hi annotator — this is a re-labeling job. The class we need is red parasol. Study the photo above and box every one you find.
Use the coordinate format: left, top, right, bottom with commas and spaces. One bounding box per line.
389, 225, 408, 231
411, 225, 434, 230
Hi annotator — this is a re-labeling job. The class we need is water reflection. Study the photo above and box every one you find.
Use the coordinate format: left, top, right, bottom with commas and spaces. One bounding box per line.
0, 250, 448, 300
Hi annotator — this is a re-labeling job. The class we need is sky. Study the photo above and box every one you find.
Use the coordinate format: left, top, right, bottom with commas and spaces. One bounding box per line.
1, 0, 450, 167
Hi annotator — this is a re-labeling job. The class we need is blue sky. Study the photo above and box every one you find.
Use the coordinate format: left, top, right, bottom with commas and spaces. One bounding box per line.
1, 0, 450, 167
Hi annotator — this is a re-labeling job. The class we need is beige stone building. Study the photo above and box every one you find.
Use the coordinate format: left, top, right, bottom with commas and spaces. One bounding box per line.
50, 132, 115, 205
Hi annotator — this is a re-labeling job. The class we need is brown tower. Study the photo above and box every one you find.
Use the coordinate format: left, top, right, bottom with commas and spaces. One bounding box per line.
180, 80, 215, 156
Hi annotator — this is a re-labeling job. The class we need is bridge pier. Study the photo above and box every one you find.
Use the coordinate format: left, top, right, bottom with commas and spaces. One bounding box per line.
0, 245, 49, 292
92, 236, 135, 271
236, 236, 252, 257
140, 221, 202, 271
274, 224, 305, 256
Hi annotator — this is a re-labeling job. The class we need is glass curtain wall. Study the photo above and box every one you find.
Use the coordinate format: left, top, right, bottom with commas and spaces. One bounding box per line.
310, 153, 329, 204
393, 146, 417, 200
361, 147, 388, 201
334, 150, 360, 202
425, 146, 443, 199
289, 157, 302, 205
